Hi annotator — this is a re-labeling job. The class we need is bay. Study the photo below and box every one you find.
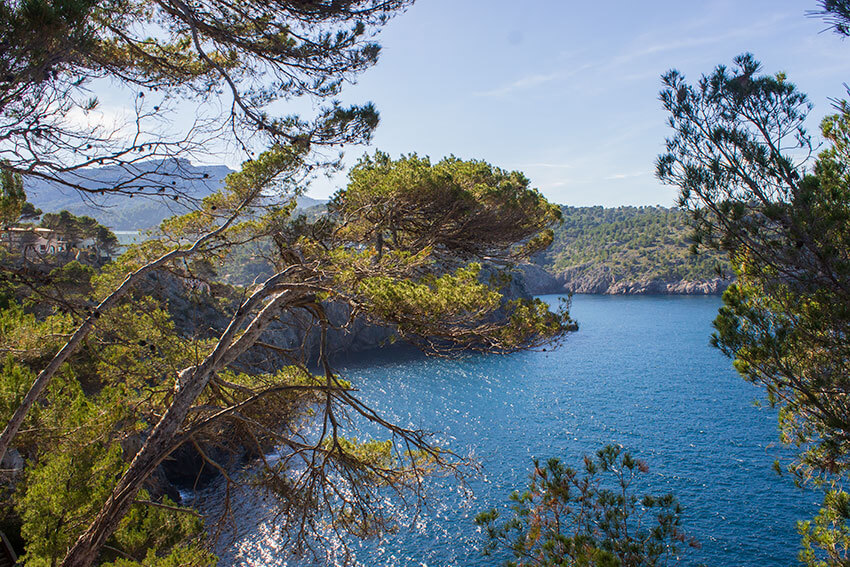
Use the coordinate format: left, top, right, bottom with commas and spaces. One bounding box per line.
221, 294, 819, 566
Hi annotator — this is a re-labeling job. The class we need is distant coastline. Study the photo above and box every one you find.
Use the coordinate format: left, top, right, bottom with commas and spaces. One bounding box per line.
526, 205, 731, 295
519, 263, 731, 296
26, 162, 732, 296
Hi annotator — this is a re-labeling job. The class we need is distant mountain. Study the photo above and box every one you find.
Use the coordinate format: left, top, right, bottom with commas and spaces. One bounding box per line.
293, 195, 326, 210
24, 159, 327, 231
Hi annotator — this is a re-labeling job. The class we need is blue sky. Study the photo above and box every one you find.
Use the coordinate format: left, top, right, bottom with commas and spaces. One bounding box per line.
296, 0, 850, 206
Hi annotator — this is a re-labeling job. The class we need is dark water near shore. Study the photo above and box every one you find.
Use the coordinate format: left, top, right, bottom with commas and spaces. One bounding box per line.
221, 294, 819, 566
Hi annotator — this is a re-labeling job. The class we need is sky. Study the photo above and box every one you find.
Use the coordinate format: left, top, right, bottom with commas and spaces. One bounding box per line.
81, 0, 850, 208
290, 0, 850, 207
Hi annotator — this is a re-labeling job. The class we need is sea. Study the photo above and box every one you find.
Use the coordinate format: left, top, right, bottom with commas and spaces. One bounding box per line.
213, 294, 820, 566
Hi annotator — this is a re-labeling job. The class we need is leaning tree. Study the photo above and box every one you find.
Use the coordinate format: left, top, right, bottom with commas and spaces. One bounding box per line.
0, 0, 417, 478
0, 2, 574, 566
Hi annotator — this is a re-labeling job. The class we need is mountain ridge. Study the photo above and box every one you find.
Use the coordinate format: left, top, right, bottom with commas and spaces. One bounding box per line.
24, 159, 326, 230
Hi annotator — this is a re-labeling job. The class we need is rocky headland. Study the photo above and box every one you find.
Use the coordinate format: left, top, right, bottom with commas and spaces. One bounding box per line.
517, 263, 731, 296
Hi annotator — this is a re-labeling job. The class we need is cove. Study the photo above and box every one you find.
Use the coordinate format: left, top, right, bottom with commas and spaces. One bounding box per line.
221, 294, 819, 566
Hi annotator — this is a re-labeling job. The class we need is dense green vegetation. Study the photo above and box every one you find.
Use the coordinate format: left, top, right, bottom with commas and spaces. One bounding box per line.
477, 445, 694, 567
0, 1, 571, 565
0, 147, 570, 567
657, 30, 850, 567
537, 206, 728, 282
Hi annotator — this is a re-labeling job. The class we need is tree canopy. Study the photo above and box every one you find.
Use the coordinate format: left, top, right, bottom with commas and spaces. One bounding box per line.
0, 1, 575, 566
0, 0, 411, 196
332, 152, 561, 262
0, 149, 570, 567
658, 52, 850, 565
476, 446, 693, 567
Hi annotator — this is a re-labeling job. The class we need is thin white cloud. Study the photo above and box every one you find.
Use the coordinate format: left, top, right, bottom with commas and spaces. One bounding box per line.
604, 171, 649, 181
474, 14, 795, 101
473, 15, 795, 101
608, 12, 795, 70
474, 62, 594, 98
474, 71, 562, 97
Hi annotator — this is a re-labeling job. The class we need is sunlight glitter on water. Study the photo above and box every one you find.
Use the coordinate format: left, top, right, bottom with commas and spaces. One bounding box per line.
211, 295, 818, 566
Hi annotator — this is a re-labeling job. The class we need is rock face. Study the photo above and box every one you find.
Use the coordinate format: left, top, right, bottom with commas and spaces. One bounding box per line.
515, 263, 564, 295
141, 271, 394, 362
253, 301, 395, 364
555, 265, 731, 295
514, 264, 732, 295
0, 449, 23, 477
603, 277, 731, 295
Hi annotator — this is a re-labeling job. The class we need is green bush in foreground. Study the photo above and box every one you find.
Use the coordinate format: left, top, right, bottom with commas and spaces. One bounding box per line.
476, 445, 695, 567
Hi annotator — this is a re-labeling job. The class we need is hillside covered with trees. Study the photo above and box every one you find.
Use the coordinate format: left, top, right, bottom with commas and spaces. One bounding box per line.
529, 205, 731, 294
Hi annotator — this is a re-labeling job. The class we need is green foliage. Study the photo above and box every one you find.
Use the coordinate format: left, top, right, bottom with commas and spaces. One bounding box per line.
0, 302, 74, 368
20, 202, 42, 222
0, 0, 410, 196
815, 1, 850, 37
0, 0, 572, 565
40, 210, 119, 254
0, 356, 34, 428
260, 152, 577, 353
358, 263, 501, 327
101, 546, 216, 567
799, 488, 850, 567
0, 112, 570, 567
18, 441, 125, 566
333, 151, 561, 261
539, 206, 728, 282
20, 434, 214, 566
105, 493, 214, 566
658, 54, 850, 565
476, 445, 693, 567
7, 300, 220, 565
45, 260, 96, 299
0, 167, 26, 228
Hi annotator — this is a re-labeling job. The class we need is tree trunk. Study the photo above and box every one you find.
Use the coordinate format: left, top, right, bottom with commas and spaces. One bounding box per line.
60, 367, 205, 566
60, 287, 291, 567
0, 213, 245, 465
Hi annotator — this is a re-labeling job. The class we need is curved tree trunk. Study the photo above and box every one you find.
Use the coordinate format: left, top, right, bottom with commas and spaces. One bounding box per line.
0, 210, 246, 465
60, 373, 200, 567
61, 286, 290, 567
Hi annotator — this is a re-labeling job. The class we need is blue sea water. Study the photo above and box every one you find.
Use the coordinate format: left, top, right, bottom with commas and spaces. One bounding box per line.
321, 294, 819, 566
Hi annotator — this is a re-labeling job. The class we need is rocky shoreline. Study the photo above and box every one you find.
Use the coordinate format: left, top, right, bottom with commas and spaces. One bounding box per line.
517, 264, 732, 296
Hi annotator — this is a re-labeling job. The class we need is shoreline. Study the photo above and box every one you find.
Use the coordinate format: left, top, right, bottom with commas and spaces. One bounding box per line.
518, 263, 732, 296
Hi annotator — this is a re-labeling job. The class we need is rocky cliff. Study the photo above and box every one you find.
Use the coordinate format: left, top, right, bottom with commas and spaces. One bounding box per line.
515, 263, 731, 295
143, 271, 394, 362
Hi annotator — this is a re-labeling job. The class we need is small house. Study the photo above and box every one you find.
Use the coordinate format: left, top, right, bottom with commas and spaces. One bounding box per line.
1, 227, 68, 258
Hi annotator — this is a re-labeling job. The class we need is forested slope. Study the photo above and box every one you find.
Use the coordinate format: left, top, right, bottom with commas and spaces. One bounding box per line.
527, 206, 731, 294
23, 161, 731, 296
